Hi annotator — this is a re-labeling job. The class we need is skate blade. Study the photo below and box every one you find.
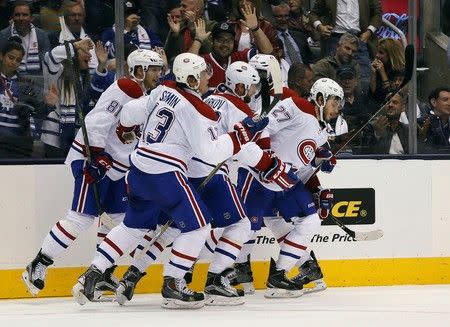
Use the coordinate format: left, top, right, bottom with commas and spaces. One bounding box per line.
205, 294, 245, 306
21, 271, 40, 296
115, 284, 128, 306
264, 288, 303, 298
91, 296, 116, 303
242, 282, 255, 295
161, 298, 205, 309
303, 279, 327, 294
72, 282, 88, 306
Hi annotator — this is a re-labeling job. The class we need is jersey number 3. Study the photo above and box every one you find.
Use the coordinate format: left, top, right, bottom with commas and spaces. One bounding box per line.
146, 108, 174, 143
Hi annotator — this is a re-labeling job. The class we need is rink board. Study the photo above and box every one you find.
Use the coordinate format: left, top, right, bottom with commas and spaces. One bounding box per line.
1, 160, 450, 298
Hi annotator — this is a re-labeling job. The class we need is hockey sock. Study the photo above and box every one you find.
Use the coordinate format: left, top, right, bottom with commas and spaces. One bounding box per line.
93, 222, 146, 272
209, 219, 251, 274
41, 210, 94, 259
132, 226, 180, 273
234, 230, 256, 264
263, 216, 294, 243
200, 228, 224, 258
277, 214, 320, 271
164, 224, 211, 279
96, 213, 124, 247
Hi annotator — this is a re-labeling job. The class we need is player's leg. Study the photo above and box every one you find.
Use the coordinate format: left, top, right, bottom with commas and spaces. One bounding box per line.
232, 168, 273, 294
192, 175, 252, 305
116, 218, 180, 305
72, 166, 159, 305
264, 203, 326, 293
94, 177, 129, 294
159, 171, 213, 309
22, 160, 102, 296
265, 184, 320, 298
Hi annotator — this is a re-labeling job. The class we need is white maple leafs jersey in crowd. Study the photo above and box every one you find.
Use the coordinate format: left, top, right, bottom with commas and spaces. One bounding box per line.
251, 96, 329, 192
65, 78, 143, 181
120, 84, 236, 176
187, 92, 255, 178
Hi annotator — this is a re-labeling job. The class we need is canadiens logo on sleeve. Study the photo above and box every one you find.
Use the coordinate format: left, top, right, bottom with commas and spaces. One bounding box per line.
297, 139, 316, 165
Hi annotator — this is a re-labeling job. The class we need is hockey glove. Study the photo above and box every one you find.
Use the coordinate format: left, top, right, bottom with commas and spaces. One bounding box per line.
83, 151, 113, 184
312, 146, 336, 173
313, 188, 334, 219
261, 157, 300, 190
116, 122, 140, 144
233, 115, 269, 145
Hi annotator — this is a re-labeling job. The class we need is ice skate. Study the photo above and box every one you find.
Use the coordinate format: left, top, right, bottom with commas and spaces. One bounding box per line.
22, 250, 54, 296
291, 251, 327, 294
115, 265, 146, 305
161, 276, 205, 309
72, 265, 103, 305
265, 258, 303, 298
230, 255, 255, 294
96, 265, 119, 293
205, 268, 245, 306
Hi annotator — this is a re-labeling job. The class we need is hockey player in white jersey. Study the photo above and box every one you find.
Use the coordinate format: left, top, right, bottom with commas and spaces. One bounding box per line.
22, 49, 164, 297
72, 53, 272, 309
112, 61, 300, 306
235, 77, 344, 298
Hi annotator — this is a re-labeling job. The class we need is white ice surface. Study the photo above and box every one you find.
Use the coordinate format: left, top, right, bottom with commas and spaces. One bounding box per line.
1, 285, 450, 327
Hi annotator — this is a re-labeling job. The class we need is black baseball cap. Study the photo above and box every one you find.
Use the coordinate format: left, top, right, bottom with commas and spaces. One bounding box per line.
124, 0, 140, 16
337, 64, 356, 79
212, 22, 235, 38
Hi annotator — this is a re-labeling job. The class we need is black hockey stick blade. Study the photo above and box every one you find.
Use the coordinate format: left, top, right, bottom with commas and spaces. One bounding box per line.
330, 216, 383, 241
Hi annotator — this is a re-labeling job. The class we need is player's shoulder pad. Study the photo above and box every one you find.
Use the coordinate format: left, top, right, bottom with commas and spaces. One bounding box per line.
291, 94, 316, 117
117, 78, 143, 99
215, 93, 253, 117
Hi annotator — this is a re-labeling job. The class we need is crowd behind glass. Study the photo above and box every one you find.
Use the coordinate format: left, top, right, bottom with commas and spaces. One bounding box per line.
0, 0, 449, 160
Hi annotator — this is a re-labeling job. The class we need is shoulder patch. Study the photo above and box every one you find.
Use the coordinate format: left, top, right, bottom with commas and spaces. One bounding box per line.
117, 78, 143, 98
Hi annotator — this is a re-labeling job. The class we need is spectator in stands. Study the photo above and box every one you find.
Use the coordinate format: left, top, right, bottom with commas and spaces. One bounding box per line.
287, 63, 314, 98
139, 0, 180, 41
308, 0, 382, 84
418, 87, 450, 152
369, 38, 405, 105
38, 0, 64, 33
271, 2, 313, 65
101, 0, 163, 59
165, 0, 216, 62
311, 33, 361, 86
204, 0, 233, 22
84, 0, 114, 39
189, 21, 272, 92
368, 91, 409, 154
48, 0, 98, 72
41, 38, 94, 158
0, 37, 33, 158
0, 1, 50, 76
0, 1, 12, 31
275, 38, 290, 86
227, 0, 277, 54
334, 64, 372, 153
287, 0, 319, 41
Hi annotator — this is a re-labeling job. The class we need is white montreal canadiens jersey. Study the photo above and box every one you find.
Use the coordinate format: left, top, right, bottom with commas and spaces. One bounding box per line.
254, 97, 328, 191
187, 93, 251, 178
65, 78, 143, 180
122, 85, 235, 175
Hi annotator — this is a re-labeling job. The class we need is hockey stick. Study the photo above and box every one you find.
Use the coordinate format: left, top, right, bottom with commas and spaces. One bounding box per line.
314, 44, 415, 241
59, 17, 115, 229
